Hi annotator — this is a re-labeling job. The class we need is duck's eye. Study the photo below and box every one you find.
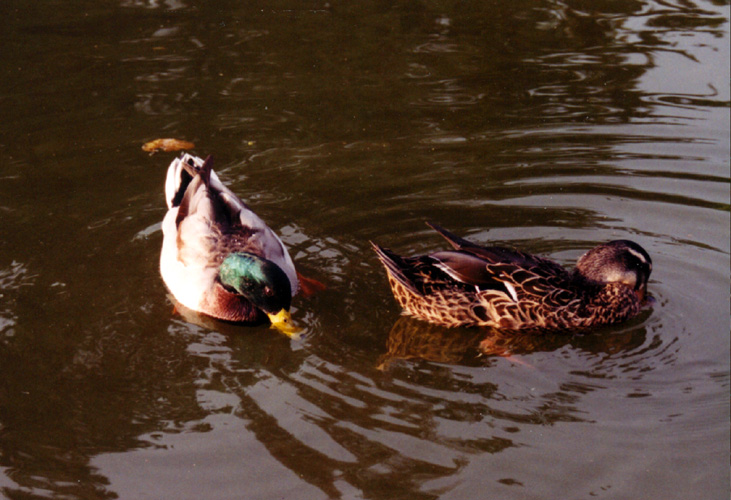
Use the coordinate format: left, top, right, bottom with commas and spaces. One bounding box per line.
264, 286, 274, 297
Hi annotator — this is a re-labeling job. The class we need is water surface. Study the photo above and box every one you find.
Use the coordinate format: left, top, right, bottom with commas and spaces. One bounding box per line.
0, 1, 729, 499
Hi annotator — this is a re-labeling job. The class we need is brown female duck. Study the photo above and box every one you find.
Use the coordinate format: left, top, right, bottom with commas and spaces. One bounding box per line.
372, 223, 652, 332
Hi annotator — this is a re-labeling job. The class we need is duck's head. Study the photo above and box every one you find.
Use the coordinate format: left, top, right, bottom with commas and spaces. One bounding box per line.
575, 240, 653, 301
219, 253, 298, 336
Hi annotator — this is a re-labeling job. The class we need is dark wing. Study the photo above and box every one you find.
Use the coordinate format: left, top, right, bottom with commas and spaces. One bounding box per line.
372, 243, 522, 303
427, 222, 566, 274
428, 251, 519, 300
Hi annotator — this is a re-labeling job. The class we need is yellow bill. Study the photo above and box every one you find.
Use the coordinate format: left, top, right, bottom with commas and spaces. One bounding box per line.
267, 309, 301, 338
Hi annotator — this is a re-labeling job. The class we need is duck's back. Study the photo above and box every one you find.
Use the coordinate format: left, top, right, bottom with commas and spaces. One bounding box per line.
166, 154, 298, 294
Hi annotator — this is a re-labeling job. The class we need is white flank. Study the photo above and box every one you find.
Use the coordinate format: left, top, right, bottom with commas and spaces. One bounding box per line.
160, 208, 216, 310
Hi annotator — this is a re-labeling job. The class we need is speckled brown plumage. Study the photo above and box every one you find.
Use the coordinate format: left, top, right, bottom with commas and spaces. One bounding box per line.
372, 223, 652, 333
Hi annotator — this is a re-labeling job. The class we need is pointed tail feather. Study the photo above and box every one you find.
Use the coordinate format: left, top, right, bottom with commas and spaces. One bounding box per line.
180, 154, 213, 184
425, 221, 481, 251
165, 154, 217, 210
371, 242, 422, 296
179, 153, 206, 176
165, 153, 207, 209
198, 155, 214, 187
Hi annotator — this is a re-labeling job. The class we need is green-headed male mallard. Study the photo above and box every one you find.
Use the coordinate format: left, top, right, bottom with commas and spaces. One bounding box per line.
160, 153, 299, 336
372, 223, 652, 332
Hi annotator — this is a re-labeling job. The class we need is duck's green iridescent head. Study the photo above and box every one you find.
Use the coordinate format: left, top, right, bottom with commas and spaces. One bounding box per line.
219, 253, 297, 335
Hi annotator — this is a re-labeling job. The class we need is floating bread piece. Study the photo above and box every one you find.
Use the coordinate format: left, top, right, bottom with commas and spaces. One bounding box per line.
142, 138, 195, 153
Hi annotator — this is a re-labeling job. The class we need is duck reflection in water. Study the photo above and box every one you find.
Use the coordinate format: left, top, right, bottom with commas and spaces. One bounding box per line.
378, 316, 555, 369
378, 315, 650, 369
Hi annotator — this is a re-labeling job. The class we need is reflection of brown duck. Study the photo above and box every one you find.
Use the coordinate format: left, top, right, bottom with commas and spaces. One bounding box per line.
378, 316, 563, 368
372, 223, 652, 332
379, 315, 650, 368
379, 316, 487, 367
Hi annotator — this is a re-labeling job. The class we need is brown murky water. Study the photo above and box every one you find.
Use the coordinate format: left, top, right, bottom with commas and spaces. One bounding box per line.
0, 1, 728, 499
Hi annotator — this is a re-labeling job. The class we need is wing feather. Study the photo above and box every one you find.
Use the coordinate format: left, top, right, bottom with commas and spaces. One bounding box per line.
427, 221, 566, 274
429, 251, 519, 301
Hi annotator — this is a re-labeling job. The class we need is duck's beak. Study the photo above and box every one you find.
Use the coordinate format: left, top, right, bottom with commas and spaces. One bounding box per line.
267, 309, 301, 338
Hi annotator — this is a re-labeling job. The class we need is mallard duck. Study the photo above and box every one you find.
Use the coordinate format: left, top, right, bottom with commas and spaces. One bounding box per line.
372, 223, 652, 332
160, 153, 299, 335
